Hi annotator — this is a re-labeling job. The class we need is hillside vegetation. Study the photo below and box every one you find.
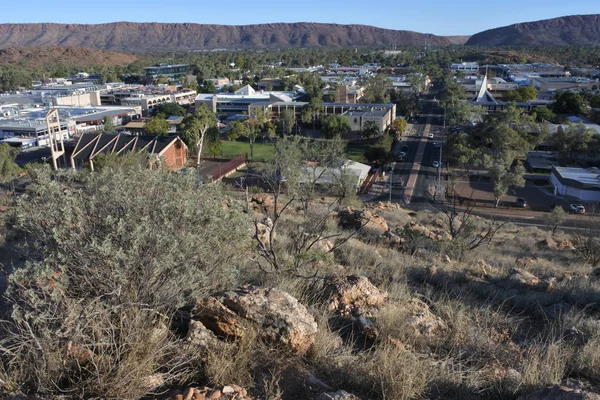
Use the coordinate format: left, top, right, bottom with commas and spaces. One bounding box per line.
1, 149, 600, 399
0, 46, 137, 68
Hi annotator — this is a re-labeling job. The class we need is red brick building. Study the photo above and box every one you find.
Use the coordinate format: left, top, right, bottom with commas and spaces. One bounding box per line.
71, 133, 187, 171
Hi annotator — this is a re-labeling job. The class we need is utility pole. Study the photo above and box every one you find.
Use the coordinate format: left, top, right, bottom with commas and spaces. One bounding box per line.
389, 161, 396, 203
435, 144, 442, 201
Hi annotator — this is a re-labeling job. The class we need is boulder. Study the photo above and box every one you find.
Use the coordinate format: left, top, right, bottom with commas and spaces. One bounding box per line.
382, 230, 406, 249
250, 193, 273, 212
509, 268, 540, 286
323, 275, 388, 317
407, 221, 450, 241
558, 240, 575, 251
192, 297, 245, 339
185, 320, 228, 354
312, 238, 335, 253
162, 385, 251, 400
517, 385, 600, 400
404, 298, 446, 337
254, 217, 274, 247
316, 391, 362, 400
193, 286, 317, 354
338, 208, 389, 235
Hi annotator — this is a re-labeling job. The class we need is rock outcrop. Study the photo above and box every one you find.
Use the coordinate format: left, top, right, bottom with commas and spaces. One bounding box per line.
323, 275, 388, 317
338, 208, 389, 235
403, 298, 446, 337
192, 286, 317, 354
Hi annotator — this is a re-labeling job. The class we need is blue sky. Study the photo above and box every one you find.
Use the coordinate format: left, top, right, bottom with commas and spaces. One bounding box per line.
0, 0, 597, 36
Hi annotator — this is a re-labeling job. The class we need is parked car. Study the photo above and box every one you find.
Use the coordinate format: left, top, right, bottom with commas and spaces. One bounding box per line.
515, 197, 527, 207
433, 142, 441, 148
450, 125, 462, 133
401, 145, 409, 152
427, 133, 434, 139
569, 204, 585, 214
432, 160, 439, 168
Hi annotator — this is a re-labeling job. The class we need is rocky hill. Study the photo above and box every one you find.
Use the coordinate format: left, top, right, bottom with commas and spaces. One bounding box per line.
466, 14, 600, 46
0, 46, 137, 68
0, 22, 451, 52
444, 35, 471, 45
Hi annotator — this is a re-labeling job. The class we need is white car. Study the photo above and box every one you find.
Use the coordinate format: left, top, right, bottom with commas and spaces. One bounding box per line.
569, 204, 585, 214
432, 161, 439, 168
427, 133, 434, 139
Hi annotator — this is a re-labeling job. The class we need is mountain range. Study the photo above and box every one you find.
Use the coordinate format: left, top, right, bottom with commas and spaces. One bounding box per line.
0, 15, 598, 54
466, 14, 600, 46
0, 22, 451, 52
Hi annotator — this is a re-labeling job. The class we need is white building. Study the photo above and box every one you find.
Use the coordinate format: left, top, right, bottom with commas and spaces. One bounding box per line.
550, 166, 600, 201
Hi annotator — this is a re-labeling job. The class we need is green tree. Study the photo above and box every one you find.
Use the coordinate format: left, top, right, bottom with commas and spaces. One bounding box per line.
548, 123, 596, 163
200, 79, 217, 94
102, 116, 115, 133
208, 139, 222, 158
152, 102, 186, 118
504, 85, 538, 102
177, 105, 218, 166
389, 117, 408, 137
143, 116, 169, 136
534, 106, 555, 122
360, 121, 380, 139
546, 206, 567, 235
552, 91, 585, 115
0, 143, 21, 183
590, 93, 600, 109
279, 109, 296, 136
405, 73, 428, 95
321, 115, 350, 139
361, 74, 391, 104
485, 156, 526, 208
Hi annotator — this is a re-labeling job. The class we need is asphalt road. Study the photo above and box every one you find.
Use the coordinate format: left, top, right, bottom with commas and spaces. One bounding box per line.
375, 94, 600, 231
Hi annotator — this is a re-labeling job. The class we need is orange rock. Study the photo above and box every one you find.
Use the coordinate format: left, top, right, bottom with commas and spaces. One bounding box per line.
208, 389, 222, 399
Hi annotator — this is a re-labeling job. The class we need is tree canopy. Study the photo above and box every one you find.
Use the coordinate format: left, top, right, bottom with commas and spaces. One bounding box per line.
143, 116, 169, 136
321, 115, 350, 139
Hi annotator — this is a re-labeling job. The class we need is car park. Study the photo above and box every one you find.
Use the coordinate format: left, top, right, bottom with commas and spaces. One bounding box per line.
432, 160, 439, 168
515, 197, 527, 207
570, 204, 585, 214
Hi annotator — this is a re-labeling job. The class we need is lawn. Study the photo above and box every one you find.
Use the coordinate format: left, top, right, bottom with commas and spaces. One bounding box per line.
214, 140, 275, 161
213, 138, 373, 164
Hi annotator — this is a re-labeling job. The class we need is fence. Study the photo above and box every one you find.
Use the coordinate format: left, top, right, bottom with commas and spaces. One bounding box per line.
206, 153, 247, 182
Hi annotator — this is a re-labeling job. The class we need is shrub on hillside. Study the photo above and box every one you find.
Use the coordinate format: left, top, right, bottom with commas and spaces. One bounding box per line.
0, 166, 251, 397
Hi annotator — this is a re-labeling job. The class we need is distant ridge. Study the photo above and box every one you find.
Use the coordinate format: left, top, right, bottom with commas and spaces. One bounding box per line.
466, 14, 600, 46
0, 22, 451, 52
0, 46, 137, 68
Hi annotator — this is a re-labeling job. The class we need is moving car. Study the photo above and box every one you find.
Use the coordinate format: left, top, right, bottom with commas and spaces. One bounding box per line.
427, 133, 434, 139
432, 160, 439, 168
515, 197, 527, 207
570, 204, 585, 214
